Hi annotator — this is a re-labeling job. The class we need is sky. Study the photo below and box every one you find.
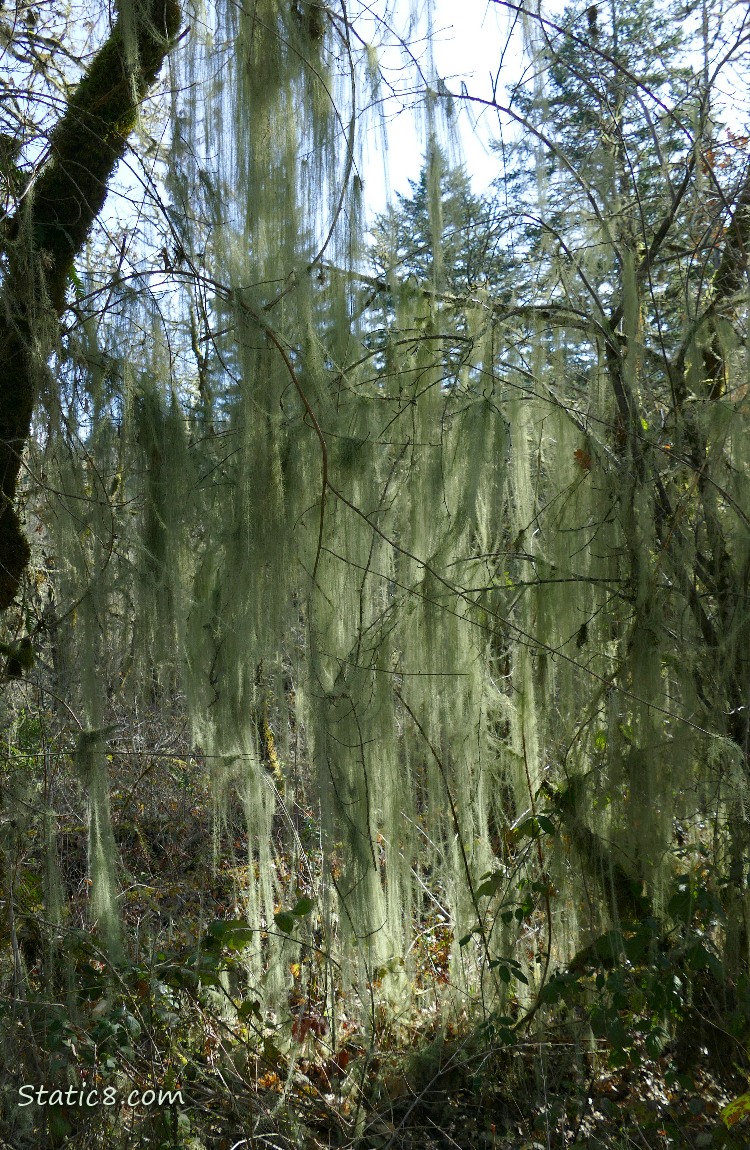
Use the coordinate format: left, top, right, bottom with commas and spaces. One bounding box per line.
359, 0, 750, 224
359, 0, 521, 217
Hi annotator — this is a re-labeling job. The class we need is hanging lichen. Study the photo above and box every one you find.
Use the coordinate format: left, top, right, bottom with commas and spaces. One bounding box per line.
22, 0, 750, 1055
74, 729, 123, 962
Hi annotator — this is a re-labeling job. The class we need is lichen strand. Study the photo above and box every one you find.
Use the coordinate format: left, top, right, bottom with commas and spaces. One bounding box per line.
33, 0, 181, 311
0, 0, 180, 611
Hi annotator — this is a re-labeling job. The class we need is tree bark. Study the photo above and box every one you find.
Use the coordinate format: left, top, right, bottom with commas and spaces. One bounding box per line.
0, 0, 180, 611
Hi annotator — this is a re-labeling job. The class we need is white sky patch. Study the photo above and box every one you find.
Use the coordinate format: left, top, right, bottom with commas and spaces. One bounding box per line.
357, 0, 750, 222
358, 0, 522, 216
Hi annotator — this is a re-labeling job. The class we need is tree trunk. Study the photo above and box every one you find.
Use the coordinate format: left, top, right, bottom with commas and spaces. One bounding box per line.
0, 0, 180, 611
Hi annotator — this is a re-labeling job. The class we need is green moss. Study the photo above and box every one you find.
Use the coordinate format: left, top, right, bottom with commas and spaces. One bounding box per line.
0, 506, 31, 612
0, 322, 34, 609
33, 0, 180, 310
0, 0, 181, 610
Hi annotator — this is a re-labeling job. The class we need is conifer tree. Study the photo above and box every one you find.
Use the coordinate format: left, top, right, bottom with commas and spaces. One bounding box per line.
2, 6, 750, 1129
480, 0, 750, 969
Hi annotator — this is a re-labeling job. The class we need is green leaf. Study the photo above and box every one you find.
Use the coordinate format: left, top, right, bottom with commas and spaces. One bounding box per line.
644, 1026, 668, 1057
223, 926, 256, 950
722, 1091, 750, 1128
685, 939, 723, 978
206, 919, 230, 941
516, 814, 556, 839
475, 872, 503, 899
48, 1113, 72, 1141
206, 919, 254, 949
272, 898, 314, 934
68, 263, 84, 299
0, 638, 35, 672
668, 879, 693, 922
263, 1037, 284, 1065
606, 1016, 628, 1047
238, 998, 262, 1022
195, 969, 223, 988
274, 912, 297, 934
624, 921, 660, 963
590, 929, 624, 965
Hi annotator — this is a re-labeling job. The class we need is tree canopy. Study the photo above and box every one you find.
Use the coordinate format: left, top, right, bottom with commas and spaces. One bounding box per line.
2, 1, 750, 1147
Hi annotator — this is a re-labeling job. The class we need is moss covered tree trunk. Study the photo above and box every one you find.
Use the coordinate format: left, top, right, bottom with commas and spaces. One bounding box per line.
0, 0, 180, 611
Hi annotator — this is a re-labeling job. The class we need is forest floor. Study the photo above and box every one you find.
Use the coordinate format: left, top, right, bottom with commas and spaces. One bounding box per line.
146, 1028, 750, 1150
95, 780, 748, 1150
5, 761, 750, 1150
345, 1046, 749, 1150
